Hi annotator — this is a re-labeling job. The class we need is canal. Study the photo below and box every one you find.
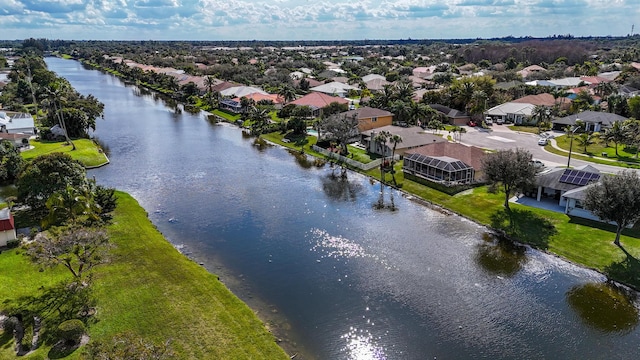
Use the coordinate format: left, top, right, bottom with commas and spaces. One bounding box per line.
45, 57, 640, 359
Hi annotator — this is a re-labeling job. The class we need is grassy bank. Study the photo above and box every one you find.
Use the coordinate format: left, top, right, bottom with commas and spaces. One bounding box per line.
21, 139, 109, 168
0, 192, 288, 359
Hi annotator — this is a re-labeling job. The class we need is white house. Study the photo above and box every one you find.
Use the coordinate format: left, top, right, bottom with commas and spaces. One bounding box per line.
0, 111, 35, 134
485, 103, 536, 125
0, 208, 17, 247
309, 82, 359, 98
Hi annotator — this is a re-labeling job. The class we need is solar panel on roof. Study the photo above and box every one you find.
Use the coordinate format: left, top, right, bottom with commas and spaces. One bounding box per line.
559, 169, 600, 186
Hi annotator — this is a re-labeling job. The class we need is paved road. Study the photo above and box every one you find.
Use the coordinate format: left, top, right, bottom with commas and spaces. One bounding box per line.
458, 124, 632, 174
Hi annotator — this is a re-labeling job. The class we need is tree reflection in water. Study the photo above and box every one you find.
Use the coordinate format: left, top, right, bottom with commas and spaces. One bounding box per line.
475, 232, 527, 277
566, 282, 639, 334
321, 168, 362, 202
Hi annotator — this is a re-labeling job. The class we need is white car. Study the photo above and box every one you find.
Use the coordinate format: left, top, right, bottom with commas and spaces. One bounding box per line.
537, 137, 548, 146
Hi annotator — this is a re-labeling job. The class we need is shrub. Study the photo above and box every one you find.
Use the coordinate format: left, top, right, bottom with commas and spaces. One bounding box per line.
57, 319, 85, 345
6, 239, 20, 249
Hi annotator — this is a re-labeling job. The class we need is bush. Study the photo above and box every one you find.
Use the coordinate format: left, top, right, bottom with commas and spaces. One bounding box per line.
6, 239, 20, 249
57, 319, 85, 345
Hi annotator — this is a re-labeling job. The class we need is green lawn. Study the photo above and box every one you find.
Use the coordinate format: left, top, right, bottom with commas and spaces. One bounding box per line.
554, 134, 640, 162
0, 192, 289, 359
21, 139, 109, 168
212, 109, 241, 122
507, 125, 542, 134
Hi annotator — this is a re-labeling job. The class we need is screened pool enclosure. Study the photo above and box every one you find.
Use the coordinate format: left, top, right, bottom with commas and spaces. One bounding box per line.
403, 153, 475, 185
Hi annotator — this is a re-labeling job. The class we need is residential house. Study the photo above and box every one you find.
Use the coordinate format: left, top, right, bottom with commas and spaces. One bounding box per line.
485, 102, 536, 125
0, 208, 17, 247
289, 92, 349, 118
511, 93, 571, 112
517, 65, 546, 79
528, 165, 602, 220
551, 110, 627, 132
309, 81, 359, 98
361, 125, 446, 157
0, 133, 30, 148
402, 142, 487, 184
220, 86, 268, 98
341, 107, 394, 132
0, 111, 35, 134
429, 104, 471, 126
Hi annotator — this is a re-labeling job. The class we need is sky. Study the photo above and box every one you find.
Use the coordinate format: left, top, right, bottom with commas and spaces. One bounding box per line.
0, 0, 639, 41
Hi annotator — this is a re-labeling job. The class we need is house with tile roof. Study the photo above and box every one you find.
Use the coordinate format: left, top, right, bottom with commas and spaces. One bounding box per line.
0, 208, 16, 247
309, 81, 359, 98
517, 65, 546, 79
360, 125, 446, 157
289, 92, 349, 118
340, 107, 394, 132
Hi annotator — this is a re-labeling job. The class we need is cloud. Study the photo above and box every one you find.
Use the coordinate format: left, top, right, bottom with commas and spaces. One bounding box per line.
0, 0, 637, 40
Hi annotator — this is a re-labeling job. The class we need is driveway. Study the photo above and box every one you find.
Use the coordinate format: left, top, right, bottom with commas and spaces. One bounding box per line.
457, 124, 633, 174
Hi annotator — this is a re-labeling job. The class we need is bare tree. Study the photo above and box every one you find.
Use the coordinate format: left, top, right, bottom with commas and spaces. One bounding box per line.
584, 170, 640, 247
318, 113, 359, 155
27, 227, 110, 282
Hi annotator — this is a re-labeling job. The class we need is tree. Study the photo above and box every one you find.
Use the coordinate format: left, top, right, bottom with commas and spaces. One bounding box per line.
17, 153, 88, 216
0, 140, 25, 183
629, 97, 640, 120
531, 105, 551, 130
584, 170, 640, 247
319, 113, 359, 155
482, 149, 537, 211
42, 184, 101, 229
27, 227, 110, 281
574, 132, 598, 153
278, 85, 297, 103
248, 107, 271, 135
623, 118, 640, 158
603, 121, 626, 156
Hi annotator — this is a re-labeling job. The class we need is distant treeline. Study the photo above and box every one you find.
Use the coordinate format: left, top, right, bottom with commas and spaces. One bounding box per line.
2, 34, 639, 50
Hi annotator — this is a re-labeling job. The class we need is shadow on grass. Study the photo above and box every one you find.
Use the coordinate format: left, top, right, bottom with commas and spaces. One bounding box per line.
0, 331, 14, 353
2, 281, 95, 349
490, 208, 557, 250
604, 245, 640, 290
567, 216, 640, 239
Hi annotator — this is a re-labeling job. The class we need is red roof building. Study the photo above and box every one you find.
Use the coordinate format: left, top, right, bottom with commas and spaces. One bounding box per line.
0, 208, 17, 247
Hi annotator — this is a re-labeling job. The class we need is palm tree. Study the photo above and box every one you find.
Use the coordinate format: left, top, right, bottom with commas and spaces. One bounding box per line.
603, 121, 626, 156
531, 105, 551, 132
43, 185, 100, 228
248, 107, 271, 135
278, 85, 297, 104
44, 81, 76, 150
575, 133, 598, 153
390, 100, 411, 125
389, 134, 403, 186
623, 119, 640, 158
205, 76, 216, 108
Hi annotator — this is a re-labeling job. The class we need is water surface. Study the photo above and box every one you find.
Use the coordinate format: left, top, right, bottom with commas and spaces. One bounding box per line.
46, 57, 640, 360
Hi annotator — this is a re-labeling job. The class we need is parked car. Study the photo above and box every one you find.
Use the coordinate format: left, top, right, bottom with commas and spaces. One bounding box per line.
468, 120, 477, 127
495, 118, 504, 125
537, 137, 548, 146
531, 159, 545, 169
485, 117, 493, 126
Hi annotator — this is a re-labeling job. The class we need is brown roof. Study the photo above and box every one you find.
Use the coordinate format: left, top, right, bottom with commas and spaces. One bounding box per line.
405, 142, 486, 171
342, 106, 393, 119
289, 92, 349, 108
211, 81, 239, 92
361, 125, 446, 150
233, 93, 283, 104
511, 93, 557, 107
0, 133, 30, 141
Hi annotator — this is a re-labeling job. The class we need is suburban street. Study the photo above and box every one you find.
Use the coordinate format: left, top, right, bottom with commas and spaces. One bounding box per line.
457, 124, 632, 174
